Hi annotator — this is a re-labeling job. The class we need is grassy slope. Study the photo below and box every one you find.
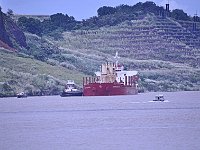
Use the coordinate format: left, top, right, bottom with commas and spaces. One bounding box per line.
44, 15, 200, 92
57, 15, 200, 67
1, 14, 200, 96
46, 35, 200, 92
0, 49, 85, 96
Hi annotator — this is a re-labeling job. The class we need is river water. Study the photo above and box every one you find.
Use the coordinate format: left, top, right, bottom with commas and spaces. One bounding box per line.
0, 91, 200, 150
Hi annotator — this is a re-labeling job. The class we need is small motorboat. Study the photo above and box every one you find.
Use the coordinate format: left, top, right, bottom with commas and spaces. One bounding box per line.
60, 80, 83, 97
17, 92, 27, 98
153, 94, 165, 101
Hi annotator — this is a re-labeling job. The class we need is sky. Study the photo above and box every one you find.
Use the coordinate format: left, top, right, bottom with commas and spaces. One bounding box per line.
0, 0, 199, 20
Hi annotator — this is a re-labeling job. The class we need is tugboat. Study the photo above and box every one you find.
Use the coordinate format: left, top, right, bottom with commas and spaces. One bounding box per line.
60, 80, 83, 97
17, 92, 27, 98
83, 52, 139, 96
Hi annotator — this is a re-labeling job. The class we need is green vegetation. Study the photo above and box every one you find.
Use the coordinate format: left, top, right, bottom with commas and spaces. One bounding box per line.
1, 1, 200, 97
16, 1, 197, 37
140, 69, 200, 92
171, 9, 191, 21
0, 49, 85, 97
18, 17, 42, 36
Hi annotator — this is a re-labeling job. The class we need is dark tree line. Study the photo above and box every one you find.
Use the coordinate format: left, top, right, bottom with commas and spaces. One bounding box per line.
171, 9, 191, 21
18, 13, 77, 36
17, 1, 197, 37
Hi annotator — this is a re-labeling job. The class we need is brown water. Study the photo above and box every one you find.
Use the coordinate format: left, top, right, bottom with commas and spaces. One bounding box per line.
0, 91, 200, 150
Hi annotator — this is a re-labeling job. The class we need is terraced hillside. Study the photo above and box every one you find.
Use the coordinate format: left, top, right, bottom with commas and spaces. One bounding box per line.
56, 14, 200, 67
178, 20, 200, 37
1, 7, 200, 96
39, 13, 200, 92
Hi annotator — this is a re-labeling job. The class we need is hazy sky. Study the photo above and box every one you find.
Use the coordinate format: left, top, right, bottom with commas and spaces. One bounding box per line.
0, 0, 199, 20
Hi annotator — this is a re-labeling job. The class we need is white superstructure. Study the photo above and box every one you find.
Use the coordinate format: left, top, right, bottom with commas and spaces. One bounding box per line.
94, 52, 138, 85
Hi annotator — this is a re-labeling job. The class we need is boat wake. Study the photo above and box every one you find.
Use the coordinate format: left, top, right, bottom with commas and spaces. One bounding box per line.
148, 100, 170, 103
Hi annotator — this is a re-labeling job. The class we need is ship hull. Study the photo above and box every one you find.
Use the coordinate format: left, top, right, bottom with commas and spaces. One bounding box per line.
17, 95, 27, 98
83, 83, 138, 96
60, 91, 83, 97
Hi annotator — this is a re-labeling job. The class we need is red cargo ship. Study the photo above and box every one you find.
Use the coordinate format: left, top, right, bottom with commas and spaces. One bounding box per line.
83, 52, 139, 96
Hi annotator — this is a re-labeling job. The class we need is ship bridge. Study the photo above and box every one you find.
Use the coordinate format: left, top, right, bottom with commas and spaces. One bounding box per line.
116, 70, 138, 84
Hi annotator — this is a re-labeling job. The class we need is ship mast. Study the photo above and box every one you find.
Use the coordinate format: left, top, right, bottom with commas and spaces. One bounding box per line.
114, 51, 120, 67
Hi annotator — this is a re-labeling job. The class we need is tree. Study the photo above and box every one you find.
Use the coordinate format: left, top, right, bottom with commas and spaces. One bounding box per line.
97, 6, 116, 17
49, 13, 76, 30
18, 17, 42, 36
50, 13, 67, 27
41, 19, 57, 34
171, 9, 190, 21
7, 9, 14, 17
116, 4, 133, 14
142, 1, 158, 14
